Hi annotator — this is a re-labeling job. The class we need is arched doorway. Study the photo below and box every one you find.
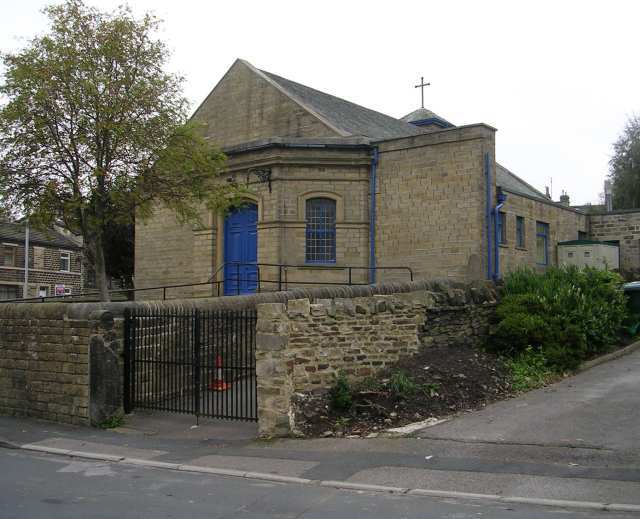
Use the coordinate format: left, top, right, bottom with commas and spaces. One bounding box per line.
223, 203, 258, 295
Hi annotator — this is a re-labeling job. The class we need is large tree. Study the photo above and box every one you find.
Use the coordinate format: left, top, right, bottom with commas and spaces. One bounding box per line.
609, 115, 640, 210
0, 0, 240, 301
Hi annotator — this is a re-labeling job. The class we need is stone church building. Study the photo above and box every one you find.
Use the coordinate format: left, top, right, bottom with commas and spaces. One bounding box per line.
135, 59, 636, 298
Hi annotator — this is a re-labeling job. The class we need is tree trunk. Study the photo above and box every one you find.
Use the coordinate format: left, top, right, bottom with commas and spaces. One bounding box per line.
87, 232, 110, 302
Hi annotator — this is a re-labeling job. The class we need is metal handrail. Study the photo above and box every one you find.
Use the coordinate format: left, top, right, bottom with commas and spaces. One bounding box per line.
1, 262, 413, 303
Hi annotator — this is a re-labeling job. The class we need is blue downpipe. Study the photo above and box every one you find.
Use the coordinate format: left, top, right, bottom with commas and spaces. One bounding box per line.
484, 153, 492, 279
493, 195, 506, 281
369, 147, 379, 285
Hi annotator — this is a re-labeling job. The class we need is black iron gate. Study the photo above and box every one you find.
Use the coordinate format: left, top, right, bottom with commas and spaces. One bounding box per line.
123, 308, 257, 421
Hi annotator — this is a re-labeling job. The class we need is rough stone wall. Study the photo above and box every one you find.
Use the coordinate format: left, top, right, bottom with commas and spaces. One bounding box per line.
0, 304, 124, 425
193, 60, 339, 149
375, 125, 496, 284
255, 280, 497, 437
588, 210, 640, 278
498, 191, 588, 274
1, 280, 495, 434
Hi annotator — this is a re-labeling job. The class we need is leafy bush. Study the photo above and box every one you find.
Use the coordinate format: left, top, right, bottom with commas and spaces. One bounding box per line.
505, 347, 554, 392
388, 370, 419, 398
356, 376, 382, 392
490, 266, 627, 372
329, 372, 353, 411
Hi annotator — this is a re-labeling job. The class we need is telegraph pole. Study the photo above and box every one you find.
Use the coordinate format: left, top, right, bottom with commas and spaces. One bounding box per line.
23, 218, 29, 298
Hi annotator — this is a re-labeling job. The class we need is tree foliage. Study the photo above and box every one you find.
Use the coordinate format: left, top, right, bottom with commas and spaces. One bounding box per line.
0, 0, 241, 300
609, 115, 640, 210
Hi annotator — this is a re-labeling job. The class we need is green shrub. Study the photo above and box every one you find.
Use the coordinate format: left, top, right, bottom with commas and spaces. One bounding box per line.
388, 370, 418, 398
490, 266, 627, 373
506, 347, 554, 392
422, 382, 441, 397
329, 372, 353, 412
98, 414, 124, 429
356, 376, 382, 392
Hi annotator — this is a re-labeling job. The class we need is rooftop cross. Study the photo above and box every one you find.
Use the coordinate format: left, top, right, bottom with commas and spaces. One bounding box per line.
414, 76, 430, 109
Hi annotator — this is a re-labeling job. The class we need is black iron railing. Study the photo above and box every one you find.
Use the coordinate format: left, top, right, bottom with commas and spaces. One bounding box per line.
0, 262, 413, 303
123, 307, 257, 422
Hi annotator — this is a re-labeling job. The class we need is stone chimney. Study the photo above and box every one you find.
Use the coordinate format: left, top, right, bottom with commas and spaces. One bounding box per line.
559, 191, 570, 207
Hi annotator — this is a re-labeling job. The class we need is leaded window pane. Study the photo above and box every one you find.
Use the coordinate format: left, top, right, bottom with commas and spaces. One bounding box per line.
305, 198, 336, 263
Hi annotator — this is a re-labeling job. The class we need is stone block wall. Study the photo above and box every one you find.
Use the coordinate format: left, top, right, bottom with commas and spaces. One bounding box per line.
1, 280, 496, 435
588, 209, 640, 278
255, 280, 497, 437
0, 303, 124, 425
375, 125, 496, 284
134, 145, 373, 300
193, 59, 339, 149
498, 191, 588, 274
0, 242, 83, 298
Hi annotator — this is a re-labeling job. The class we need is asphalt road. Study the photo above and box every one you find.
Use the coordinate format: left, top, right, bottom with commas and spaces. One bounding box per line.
1, 449, 637, 519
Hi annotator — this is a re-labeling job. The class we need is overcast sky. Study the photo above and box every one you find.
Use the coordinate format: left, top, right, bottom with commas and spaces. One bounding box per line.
2, 0, 638, 205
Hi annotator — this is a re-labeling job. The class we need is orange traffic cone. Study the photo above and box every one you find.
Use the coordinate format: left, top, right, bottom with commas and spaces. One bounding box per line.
209, 355, 230, 391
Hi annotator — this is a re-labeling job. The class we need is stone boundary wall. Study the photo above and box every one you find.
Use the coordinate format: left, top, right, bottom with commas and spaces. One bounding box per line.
588, 210, 640, 279
0, 280, 496, 431
0, 304, 120, 425
255, 281, 497, 437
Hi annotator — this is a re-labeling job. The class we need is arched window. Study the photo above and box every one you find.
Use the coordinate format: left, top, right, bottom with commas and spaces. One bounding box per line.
305, 198, 336, 263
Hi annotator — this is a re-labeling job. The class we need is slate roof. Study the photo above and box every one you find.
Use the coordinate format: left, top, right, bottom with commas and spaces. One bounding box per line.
496, 163, 549, 202
259, 68, 424, 141
401, 107, 454, 126
0, 222, 81, 249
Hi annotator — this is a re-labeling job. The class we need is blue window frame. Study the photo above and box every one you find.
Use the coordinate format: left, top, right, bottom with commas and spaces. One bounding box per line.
516, 216, 525, 248
536, 221, 549, 265
498, 212, 507, 244
305, 198, 336, 263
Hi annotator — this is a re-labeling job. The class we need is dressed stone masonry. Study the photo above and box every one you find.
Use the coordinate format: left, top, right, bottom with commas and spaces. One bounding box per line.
255, 281, 497, 438
0, 303, 123, 425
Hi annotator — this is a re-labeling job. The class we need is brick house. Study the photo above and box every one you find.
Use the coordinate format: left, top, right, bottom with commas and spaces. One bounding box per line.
0, 222, 83, 300
134, 59, 640, 299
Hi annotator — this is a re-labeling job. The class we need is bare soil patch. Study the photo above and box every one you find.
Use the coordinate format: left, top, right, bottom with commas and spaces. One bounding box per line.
293, 343, 512, 438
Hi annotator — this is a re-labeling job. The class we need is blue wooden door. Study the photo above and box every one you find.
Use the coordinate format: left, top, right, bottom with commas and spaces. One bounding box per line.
224, 204, 258, 295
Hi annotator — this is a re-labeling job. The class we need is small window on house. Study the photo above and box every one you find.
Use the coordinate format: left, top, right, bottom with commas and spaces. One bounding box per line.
38, 286, 48, 298
2, 245, 16, 267
516, 216, 525, 248
578, 231, 588, 240
584, 251, 591, 257
568, 251, 574, 258
498, 212, 507, 244
536, 222, 549, 265
305, 198, 337, 263
59, 251, 71, 272
64, 288, 72, 295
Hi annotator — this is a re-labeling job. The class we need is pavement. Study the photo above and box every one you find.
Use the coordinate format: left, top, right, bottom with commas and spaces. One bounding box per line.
1, 348, 640, 515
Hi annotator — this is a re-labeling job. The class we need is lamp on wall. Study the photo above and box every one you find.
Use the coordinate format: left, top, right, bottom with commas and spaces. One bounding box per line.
246, 168, 272, 193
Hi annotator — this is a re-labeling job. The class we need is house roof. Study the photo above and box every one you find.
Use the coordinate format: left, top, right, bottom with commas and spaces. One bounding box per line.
258, 67, 424, 141
496, 163, 549, 201
0, 222, 81, 249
